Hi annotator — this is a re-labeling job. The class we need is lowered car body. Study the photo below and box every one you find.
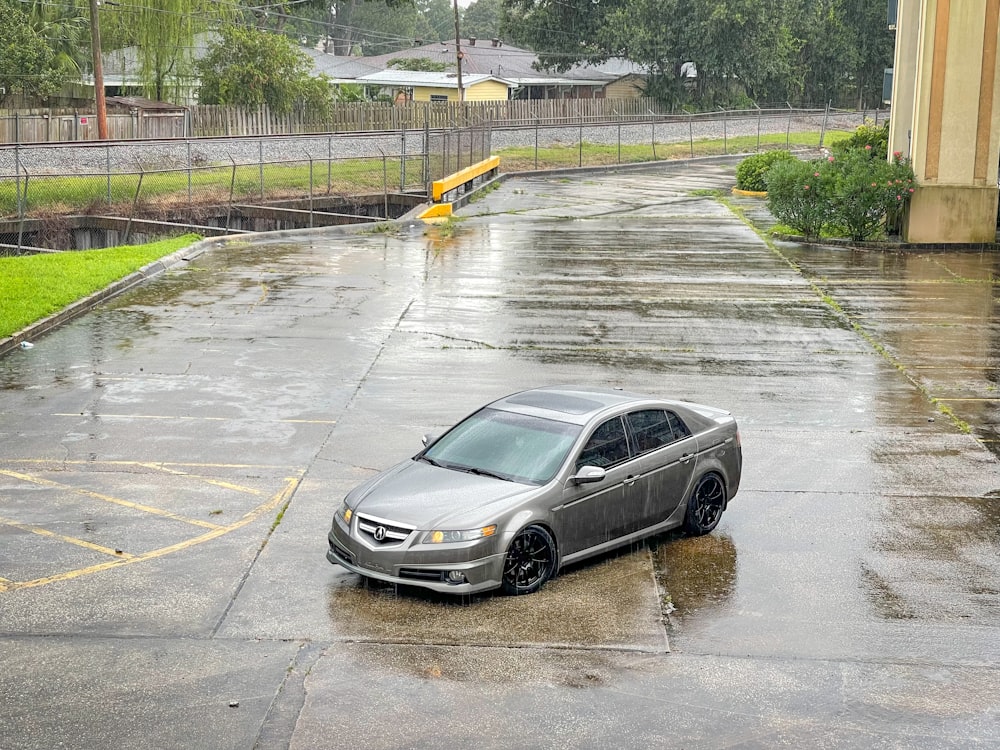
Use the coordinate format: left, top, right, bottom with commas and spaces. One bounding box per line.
327, 386, 742, 595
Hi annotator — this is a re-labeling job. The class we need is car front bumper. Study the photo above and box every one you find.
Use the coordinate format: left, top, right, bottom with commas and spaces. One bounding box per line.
327, 522, 506, 595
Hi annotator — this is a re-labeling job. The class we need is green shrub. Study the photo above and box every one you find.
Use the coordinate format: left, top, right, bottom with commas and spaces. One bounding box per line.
765, 149, 915, 241
735, 150, 795, 191
831, 120, 890, 160
832, 149, 915, 241
765, 158, 834, 239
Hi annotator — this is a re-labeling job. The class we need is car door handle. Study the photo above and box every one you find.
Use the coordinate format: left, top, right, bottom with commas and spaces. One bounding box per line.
624, 475, 638, 486
680, 453, 695, 463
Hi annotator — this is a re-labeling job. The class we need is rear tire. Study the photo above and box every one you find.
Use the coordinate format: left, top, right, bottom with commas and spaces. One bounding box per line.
501, 525, 556, 595
683, 473, 726, 536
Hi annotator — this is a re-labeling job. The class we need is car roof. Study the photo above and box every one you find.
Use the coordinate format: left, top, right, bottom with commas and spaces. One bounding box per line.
487, 385, 666, 425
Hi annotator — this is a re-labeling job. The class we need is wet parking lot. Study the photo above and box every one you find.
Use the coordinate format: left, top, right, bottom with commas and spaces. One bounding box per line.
1, 160, 999, 748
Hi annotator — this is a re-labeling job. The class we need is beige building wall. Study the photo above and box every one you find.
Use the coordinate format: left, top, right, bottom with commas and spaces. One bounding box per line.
890, 0, 1000, 243
604, 76, 645, 99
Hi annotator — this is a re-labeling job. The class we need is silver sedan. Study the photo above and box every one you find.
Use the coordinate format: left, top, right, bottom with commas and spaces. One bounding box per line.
327, 386, 742, 595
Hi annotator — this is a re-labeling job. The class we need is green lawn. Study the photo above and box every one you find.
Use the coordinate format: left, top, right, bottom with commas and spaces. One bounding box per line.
0, 234, 201, 339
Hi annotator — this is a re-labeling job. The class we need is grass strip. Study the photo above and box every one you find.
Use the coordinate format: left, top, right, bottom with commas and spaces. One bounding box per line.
0, 233, 201, 338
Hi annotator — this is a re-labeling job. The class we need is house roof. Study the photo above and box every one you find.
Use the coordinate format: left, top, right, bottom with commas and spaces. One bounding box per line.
356, 70, 516, 90
345, 42, 646, 87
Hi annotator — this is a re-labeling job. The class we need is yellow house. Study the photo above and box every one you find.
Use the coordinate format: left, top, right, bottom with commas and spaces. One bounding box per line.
356, 71, 515, 103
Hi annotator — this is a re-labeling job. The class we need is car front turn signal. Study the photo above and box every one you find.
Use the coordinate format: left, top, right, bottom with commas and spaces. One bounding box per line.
425, 525, 497, 544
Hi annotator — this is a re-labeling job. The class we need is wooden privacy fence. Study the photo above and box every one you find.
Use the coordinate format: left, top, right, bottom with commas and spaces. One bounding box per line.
0, 98, 673, 143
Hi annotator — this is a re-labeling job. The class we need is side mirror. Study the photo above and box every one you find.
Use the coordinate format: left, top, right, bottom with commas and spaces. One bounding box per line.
571, 465, 606, 484
421, 434, 438, 448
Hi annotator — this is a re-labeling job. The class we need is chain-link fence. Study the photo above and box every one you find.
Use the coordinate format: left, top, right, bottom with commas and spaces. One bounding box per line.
1, 108, 883, 250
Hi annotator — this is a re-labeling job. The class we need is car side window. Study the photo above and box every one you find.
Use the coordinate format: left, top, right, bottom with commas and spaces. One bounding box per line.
666, 411, 692, 441
627, 409, 692, 453
576, 417, 630, 470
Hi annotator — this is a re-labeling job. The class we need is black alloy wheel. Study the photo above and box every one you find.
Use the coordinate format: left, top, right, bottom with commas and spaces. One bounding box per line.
501, 525, 556, 595
683, 473, 726, 536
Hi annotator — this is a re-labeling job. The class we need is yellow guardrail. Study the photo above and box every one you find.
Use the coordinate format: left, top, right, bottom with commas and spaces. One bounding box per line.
431, 156, 500, 202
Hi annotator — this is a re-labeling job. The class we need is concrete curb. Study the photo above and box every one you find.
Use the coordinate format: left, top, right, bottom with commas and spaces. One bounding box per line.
0, 236, 222, 358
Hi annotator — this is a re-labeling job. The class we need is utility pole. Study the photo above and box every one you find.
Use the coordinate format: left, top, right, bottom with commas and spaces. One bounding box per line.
452, 0, 464, 102
88, 0, 108, 139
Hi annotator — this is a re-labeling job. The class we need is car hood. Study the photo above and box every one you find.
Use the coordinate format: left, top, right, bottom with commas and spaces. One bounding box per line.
348, 459, 537, 528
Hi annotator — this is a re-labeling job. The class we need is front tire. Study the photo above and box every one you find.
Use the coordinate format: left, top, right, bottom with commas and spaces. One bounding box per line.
501, 525, 556, 595
683, 473, 726, 536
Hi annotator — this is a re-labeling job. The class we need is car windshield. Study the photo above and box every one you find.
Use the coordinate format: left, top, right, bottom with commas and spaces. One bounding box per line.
421, 407, 582, 485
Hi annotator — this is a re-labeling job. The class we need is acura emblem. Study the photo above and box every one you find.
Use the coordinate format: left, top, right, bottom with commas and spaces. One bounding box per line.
373, 526, 387, 541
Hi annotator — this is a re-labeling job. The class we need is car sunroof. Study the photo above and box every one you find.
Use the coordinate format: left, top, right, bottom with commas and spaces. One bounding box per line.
506, 392, 604, 415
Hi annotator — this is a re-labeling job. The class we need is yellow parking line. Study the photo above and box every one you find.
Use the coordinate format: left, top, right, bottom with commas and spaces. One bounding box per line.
933, 398, 1000, 402
11, 460, 294, 470
135, 463, 265, 496
53, 413, 336, 424
4, 475, 302, 591
0, 515, 135, 559
0, 469, 223, 530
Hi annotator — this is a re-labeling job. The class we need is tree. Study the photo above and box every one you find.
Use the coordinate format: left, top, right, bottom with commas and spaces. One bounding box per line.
349, 0, 434, 55
463, 0, 503, 40
22, 0, 90, 78
0, 0, 69, 104
196, 25, 332, 114
100, 0, 231, 102
418, 0, 455, 43
324, 0, 415, 55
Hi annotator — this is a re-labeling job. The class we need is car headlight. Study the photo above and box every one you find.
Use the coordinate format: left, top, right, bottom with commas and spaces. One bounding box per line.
423, 525, 497, 544
337, 501, 353, 525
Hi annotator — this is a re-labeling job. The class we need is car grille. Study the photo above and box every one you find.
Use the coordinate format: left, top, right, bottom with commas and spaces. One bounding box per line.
399, 568, 446, 582
355, 514, 414, 546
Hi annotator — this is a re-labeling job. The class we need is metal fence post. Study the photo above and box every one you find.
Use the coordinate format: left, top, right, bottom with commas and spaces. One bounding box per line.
14, 142, 21, 215
756, 104, 761, 152
226, 153, 236, 231
534, 118, 539, 169
259, 139, 265, 200
186, 140, 192, 205
124, 158, 145, 245
304, 150, 314, 228
423, 120, 430, 188
689, 112, 694, 157
786, 102, 792, 148
614, 109, 621, 164
17, 167, 27, 253
721, 107, 728, 154
820, 101, 830, 147
378, 147, 388, 219
327, 136, 332, 194
401, 130, 406, 191
649, 108, 656, 160
106, 144, 112, 205
578, 116, 583, 167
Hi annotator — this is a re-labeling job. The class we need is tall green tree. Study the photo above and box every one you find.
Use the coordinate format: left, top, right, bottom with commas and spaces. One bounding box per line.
350, 0, 434, 55
112, 0, 230, 102
196, 24, 333, 114
418, 0, 455, 43
0, 0, 69, 104
324, 0, 415, 55
463, 0, 503, 40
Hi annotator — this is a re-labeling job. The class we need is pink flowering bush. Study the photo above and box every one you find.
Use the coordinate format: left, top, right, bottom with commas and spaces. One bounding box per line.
765, 157, 835, 240
766, 127, 915, 241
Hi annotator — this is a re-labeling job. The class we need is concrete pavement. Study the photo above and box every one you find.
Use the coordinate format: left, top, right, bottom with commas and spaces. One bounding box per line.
1, 160, 998, 748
